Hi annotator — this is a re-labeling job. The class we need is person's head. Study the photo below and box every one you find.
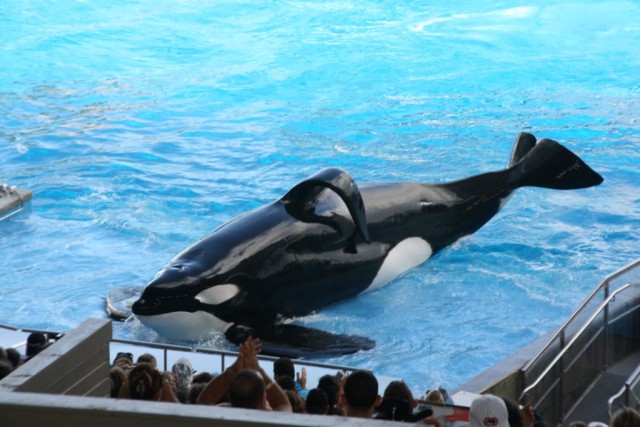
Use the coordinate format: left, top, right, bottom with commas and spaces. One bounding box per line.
426, 389, 445, 405
136, 353, 157, 368
306, 388, 329, 415
611, 407, 640, 427
112, 352, 134, 369
469, 394, 510, 427
193, 372, 214, 384
171, 357, 194, 390
273, 357, 295, 378
342, 370, 380, 418
229, 369, 266, 409
128, 364, 163, 400
376, 380, 416, 421
276, 375, 296, 392
110, 366, 128, 398
318, 374, 341, 408
5, 348, 21, 369
26, 332, 48, 357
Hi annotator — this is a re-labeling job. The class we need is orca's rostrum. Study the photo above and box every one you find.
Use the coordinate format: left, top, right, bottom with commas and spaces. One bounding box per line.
131, 133, 603, 357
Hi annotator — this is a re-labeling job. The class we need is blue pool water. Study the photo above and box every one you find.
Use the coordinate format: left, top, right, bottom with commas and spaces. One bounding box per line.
1, 0, 639, 394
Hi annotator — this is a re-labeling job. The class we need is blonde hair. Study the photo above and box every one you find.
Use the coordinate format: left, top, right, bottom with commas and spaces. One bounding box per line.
426, 389, 445, 405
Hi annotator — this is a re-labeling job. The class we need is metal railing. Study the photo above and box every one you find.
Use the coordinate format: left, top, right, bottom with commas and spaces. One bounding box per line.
518, 258, 640, 424
608, 363, 640, 419
109, 336, 359, 375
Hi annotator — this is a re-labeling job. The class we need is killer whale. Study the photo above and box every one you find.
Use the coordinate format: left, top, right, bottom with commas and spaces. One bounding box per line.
130, 133, 603, 357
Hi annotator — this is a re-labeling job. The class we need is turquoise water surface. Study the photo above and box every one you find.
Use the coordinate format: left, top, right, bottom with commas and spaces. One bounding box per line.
1, 0, 639, 393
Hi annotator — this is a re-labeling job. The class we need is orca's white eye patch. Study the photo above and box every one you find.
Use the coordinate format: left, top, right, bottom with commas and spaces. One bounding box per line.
195, 284, 240, 305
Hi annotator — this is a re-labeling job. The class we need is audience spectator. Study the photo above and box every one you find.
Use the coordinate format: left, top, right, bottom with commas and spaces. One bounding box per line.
306, 388, 329, 415
5, 348, 22, 370
197, 337, 292, 412
341, 370, 380, 419
127, 363, 179, 402
110, 366, 128, 398
25, 332, 49, 361
611, 407, 640, 427
112, 352, 134, 370
193, 372, 214, 384
273, 357, 308, 398
426, 389, 445, 405
317, 374, 344, 415
136, 353, 157, 369
469, 394, 510, 427
276, 374, 297, 393
376, 380, 433, 422
172, 357, 194, 403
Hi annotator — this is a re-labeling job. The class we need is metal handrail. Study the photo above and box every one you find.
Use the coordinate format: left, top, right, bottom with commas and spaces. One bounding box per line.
521, 258, 640, 373
519, 283, 631, 402
110, 336, 359, 374
608, 362, 640, 419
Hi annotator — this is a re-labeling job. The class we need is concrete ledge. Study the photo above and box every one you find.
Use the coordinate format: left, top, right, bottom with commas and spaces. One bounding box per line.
1, 318, 111, 397
0, 392, 407, 427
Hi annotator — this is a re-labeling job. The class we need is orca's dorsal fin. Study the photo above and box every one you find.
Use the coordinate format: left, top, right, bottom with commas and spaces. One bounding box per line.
282, 168, 371, 244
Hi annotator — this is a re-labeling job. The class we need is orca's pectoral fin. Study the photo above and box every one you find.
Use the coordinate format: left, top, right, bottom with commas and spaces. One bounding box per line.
282, 168, 370, 244
226, 323, 375, 358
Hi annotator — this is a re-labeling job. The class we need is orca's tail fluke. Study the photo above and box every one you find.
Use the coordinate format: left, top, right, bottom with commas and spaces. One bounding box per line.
511, 134, 604, 190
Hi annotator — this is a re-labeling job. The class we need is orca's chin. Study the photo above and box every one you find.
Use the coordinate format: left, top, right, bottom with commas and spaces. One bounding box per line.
135, 311, 230, 341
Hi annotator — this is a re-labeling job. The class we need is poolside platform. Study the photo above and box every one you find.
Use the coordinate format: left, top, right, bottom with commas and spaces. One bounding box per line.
0, 185, 31, 220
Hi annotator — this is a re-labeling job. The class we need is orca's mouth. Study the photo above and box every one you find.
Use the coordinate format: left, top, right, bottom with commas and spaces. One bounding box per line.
131, 294, 201, 316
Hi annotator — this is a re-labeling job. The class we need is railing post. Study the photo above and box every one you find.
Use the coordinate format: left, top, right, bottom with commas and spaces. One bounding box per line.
604, 279, 610, 372
559, 332, 565, 425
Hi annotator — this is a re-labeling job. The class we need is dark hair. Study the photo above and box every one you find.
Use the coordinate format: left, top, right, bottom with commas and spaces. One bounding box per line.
128, 364, 162, 400
612, 407, 640, 427
113, 352, 134, 365
306, 388, 329, 414
193, 372, 214, 384
110, 366, 127, 398
318, 374, 341, 407
276, 375, 296, 391
343, 370, 378, 411
26, 332, 48, 357
273, 357, 295, 378
5, 348, 21, 368
136, 353, 157, 367
229, 370, 265, 409
376, 381, 415, 421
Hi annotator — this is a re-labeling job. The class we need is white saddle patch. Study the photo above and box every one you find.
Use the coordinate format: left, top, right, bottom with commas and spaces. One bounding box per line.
367, 237, 433, 291
195, 284, 240, 305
